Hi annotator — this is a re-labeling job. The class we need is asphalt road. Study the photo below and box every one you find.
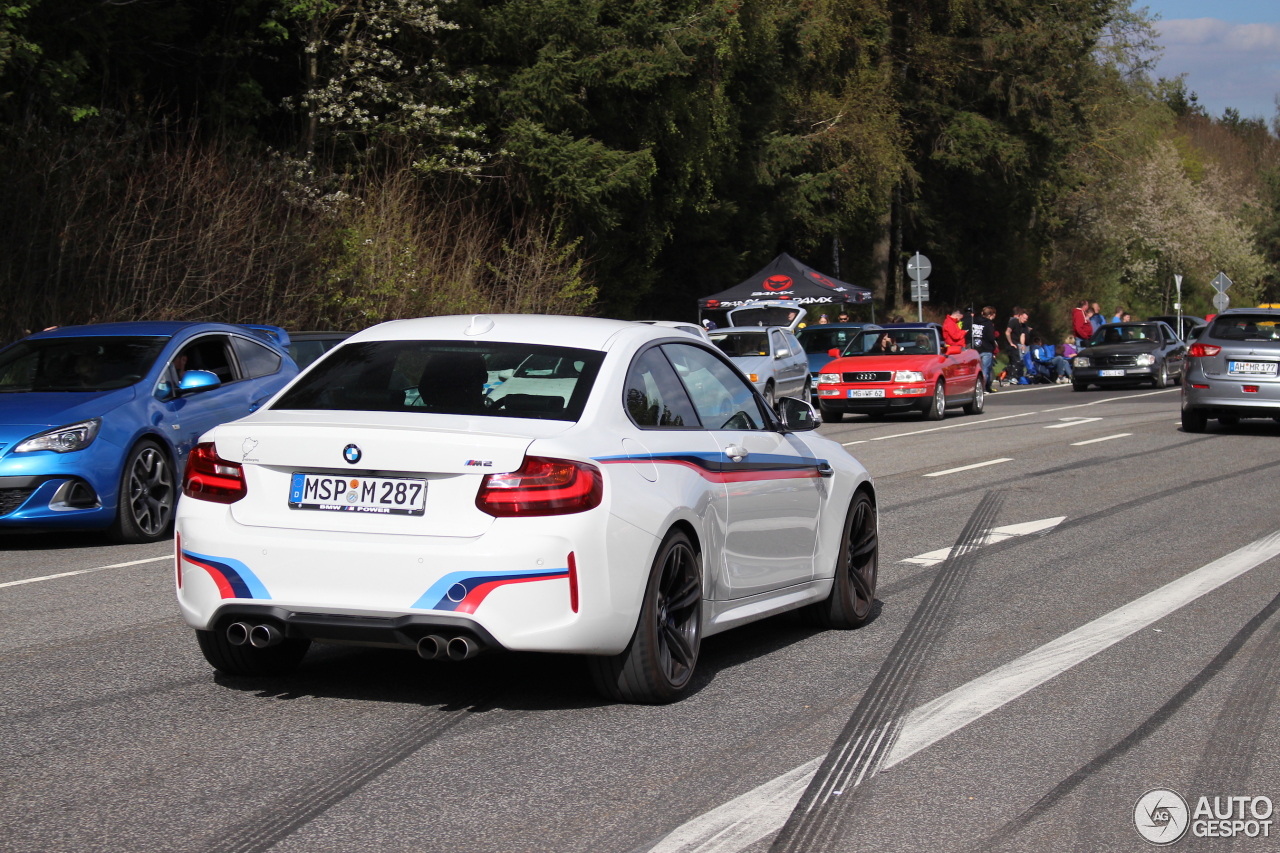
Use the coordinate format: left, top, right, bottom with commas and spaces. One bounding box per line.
4, 382, 1280, 852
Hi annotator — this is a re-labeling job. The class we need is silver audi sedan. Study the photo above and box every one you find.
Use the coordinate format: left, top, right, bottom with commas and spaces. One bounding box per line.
1182, 308, 1280, 431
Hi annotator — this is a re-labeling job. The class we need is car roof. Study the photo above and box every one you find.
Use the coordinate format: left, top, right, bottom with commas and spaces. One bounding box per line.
1218, 307, 1280, 316
879, 322, 938, 330
24, 321, 288, 341
348, 314, 653, 351
798, 322, 874, 331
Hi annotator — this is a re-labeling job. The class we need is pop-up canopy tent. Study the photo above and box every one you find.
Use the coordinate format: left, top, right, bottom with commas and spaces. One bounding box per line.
697, 253, 872, 311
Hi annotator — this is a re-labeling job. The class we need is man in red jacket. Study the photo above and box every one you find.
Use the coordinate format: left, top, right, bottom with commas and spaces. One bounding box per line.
943, 308, 966, 353
1072, 299, 1094, 342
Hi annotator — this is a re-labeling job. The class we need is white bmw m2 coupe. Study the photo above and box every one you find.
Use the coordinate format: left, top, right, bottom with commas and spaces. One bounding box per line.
176, 314, 878, 703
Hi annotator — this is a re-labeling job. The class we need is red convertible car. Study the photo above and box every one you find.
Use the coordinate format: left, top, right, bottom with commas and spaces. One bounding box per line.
815, 323, 985, 422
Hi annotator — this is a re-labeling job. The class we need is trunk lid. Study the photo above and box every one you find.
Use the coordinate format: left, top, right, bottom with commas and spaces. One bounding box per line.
212, 412, 558, 537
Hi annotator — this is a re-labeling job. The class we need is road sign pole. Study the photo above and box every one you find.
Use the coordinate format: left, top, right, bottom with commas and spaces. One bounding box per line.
1174, 273, 1183, 338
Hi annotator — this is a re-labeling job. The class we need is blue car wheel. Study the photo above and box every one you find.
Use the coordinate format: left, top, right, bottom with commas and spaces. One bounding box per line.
110, 440, 175, 543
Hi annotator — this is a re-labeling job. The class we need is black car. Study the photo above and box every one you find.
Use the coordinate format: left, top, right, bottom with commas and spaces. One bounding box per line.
287, 331, 353, 370
1147, 314, 1205, 341
1072, 321, 1186, 391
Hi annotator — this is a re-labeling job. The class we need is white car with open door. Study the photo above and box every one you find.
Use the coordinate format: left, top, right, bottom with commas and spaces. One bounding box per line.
176, 314, 877, 703
708, 300, 811, 406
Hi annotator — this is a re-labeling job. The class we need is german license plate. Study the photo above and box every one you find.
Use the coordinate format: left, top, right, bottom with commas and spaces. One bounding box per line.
1228, 361, 1277, 376
288, 473, 426, 516
848, 389, 885, 398
1098, 369, 1125, 377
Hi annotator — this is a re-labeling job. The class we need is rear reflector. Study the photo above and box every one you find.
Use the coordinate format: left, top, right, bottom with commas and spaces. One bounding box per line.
175, 531, 182, 589
1244, 385, 1259, 393
568, 552, 578, 612
182, 442, 247, 504
476, 456, 603, 517
1191, 384, 1210, 389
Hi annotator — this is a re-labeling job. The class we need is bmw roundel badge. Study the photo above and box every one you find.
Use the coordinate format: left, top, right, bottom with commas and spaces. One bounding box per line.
343, 444, 362, 464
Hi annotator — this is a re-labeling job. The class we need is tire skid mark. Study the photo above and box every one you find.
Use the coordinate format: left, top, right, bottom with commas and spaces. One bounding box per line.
968, 587, 1280, 853
879, 456, 1280, 601
1184, 616, 1280, 852
882, 435, 1214, 512
768, 492, 1004, 853
197, 694, 506, 853
0, 676, 207, 723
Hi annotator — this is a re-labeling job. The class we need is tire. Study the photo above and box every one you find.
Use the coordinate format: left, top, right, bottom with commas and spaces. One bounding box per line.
763, 382, 776, 410
963, 377, 985, 415
109, 440, 176, 544
1182, 405, 1207, 433
1153, 362, 1169, 388
1072, 380, 1088, 392
195, 627, 311, 677
925, 381, 946, 420
589, 529, 702, 704
805, 491, 878, 629
1218, 416, 1240, 427
819, 404, 845, 423
800, 378, 812, 401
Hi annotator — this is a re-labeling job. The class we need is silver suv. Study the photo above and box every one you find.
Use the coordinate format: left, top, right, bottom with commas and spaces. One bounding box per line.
708, 301, 810, 406
1182, 308, 1280, 431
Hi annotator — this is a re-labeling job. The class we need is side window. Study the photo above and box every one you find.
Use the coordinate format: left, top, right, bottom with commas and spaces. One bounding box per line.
175, 336, 236, 383
623, 348, 701, 428
770, 329, 786, 358
786, 331, 803, 357
662, 343, 767, 431
231, 336, 283, 379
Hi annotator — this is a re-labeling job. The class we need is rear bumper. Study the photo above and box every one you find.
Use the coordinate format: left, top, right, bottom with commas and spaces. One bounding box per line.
1183, 382, 1280, 416
175, 498, 653, 655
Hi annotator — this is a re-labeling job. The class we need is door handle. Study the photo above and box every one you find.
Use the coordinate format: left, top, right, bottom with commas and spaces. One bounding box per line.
817, 461, 834, 477
725, 445, 748, 462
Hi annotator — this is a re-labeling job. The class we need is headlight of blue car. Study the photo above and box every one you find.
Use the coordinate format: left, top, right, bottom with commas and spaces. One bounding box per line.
14, 418, 102, 453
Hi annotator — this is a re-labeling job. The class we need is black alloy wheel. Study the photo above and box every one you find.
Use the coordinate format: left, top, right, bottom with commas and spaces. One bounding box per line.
110, 441, 175, 543
806, 491, 878, 628
925, 381, 946, 420
589, 529, 702, 704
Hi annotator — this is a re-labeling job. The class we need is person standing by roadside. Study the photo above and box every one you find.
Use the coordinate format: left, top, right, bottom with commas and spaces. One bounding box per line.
943, 307, 966, 352
1005, 308, 1028, 384
970, 306, 998, 392
1072, 300, 1094, 343
1111, 306, 1124, 323
1090, 302, 1105, 332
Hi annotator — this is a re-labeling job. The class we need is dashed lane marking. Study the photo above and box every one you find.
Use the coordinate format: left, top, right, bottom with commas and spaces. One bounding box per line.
646, 529, 1280, 853
0, 555, 169, 589
900, 516, 1065, 566
1072, 433, 1133, 446
1044, 417, 1102, 429
923, 458, 1012, 478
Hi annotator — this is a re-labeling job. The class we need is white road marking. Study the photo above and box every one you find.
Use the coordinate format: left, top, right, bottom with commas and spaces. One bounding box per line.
0, 555, 170, 589
1071, 433, 1133, 446
900, 516, 1065, 566
869, 412, 1034, 442
841, 440, 868, 446
1041, 388, 1176, 413
923, 458, 1012, 477
647, 529, 1280, 853
1043, 417, 1102, 429
988, 383, 1072, 395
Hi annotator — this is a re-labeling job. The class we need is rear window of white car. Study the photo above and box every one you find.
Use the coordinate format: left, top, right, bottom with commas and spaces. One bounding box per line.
272, 341, 604, 421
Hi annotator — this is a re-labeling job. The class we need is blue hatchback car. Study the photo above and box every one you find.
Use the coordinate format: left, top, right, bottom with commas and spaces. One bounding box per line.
0, 322, 298, 542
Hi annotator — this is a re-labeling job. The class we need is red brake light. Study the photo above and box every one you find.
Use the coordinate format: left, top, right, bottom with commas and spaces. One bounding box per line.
1188, 343, 1221, 357
182, 442, 247, 504
476, 456, 602, 517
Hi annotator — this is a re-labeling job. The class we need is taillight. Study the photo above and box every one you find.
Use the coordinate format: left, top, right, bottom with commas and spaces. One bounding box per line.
182, 442, 247, 504
1188, 343, 1221, 357
476, 456, 602, 517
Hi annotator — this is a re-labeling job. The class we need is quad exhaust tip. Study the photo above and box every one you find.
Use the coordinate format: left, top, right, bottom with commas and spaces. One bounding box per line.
417, 634, 484, 661
226, 622, 284, 648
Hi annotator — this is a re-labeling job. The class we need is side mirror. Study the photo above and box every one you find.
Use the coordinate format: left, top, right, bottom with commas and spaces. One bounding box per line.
775, 396, 819, 431
828, 348, 842, 358
178, 370, 221, 394
775, 347, 790, 359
